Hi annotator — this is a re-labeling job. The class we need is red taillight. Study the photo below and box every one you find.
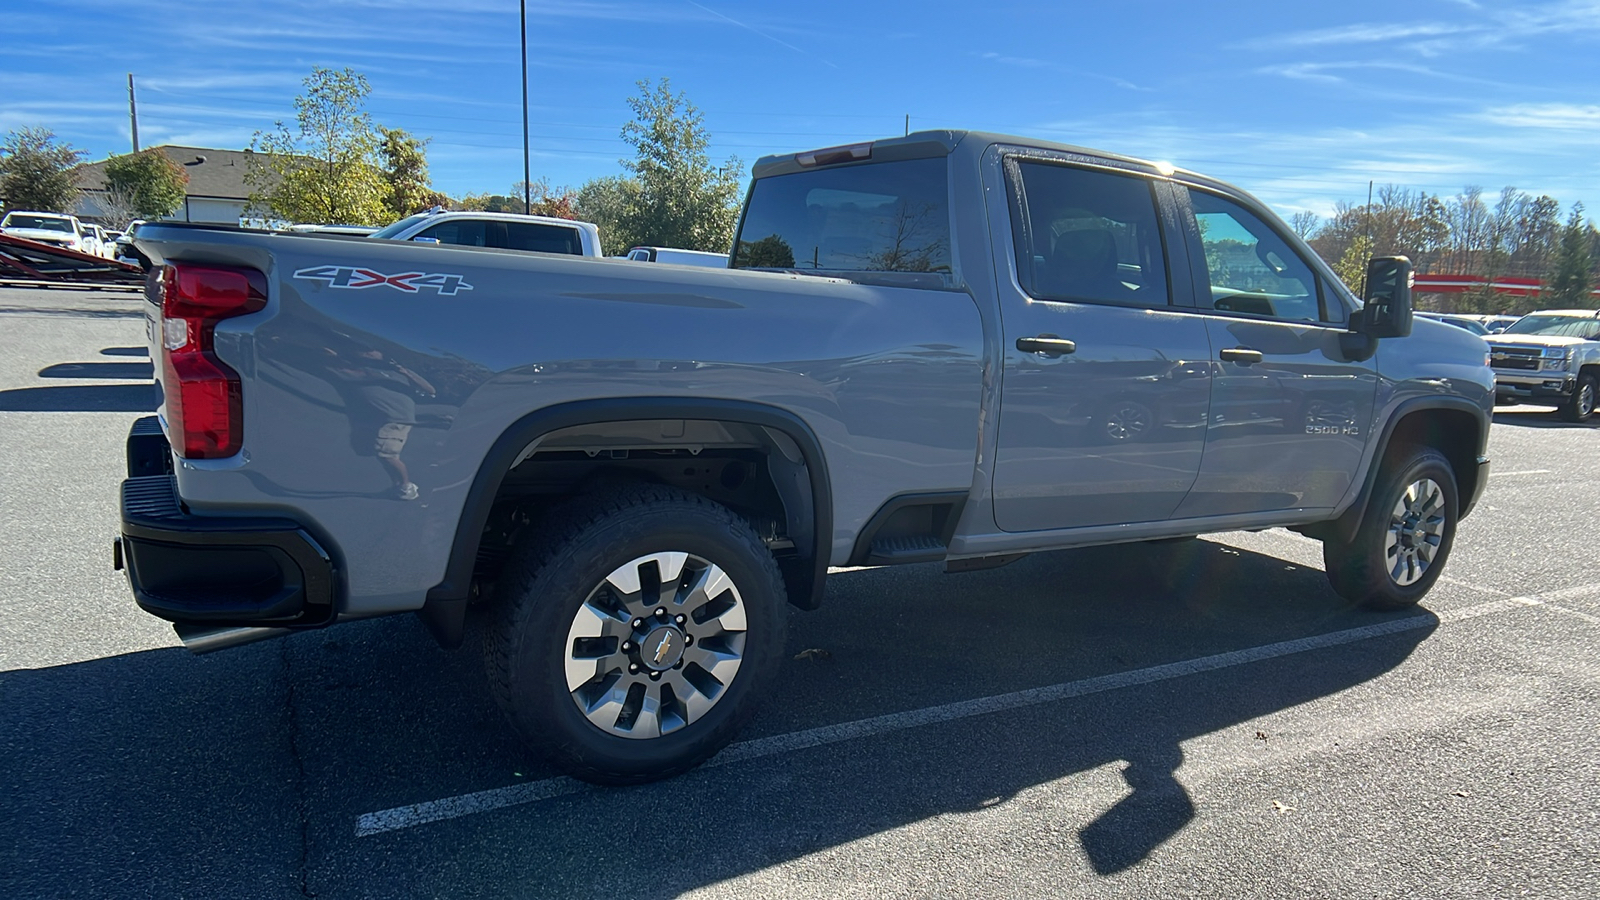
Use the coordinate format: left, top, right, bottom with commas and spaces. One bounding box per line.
159, 264, 267, 459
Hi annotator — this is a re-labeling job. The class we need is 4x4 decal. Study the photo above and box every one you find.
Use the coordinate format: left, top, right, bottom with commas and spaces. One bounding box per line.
293, 265, 473, 296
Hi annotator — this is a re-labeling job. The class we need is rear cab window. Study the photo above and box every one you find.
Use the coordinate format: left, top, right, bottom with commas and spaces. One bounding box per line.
731, 157, 951, 280
1005, 160, 1170, 308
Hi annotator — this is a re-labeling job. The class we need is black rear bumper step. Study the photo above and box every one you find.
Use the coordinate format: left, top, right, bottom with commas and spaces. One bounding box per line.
119, 471, 338, 628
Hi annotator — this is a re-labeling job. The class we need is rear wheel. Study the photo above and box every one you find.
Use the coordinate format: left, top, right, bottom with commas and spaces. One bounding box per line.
1322, 446, 1458, 610
485, 485, 787, 784
1559, 373, 1596, 422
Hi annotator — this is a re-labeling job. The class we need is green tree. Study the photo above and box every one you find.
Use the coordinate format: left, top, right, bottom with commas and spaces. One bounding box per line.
1545, 204, 1595, 308
573, 175, 639, 254
101, 149, 188, 222
576, 79, 742, 255
1332, 233, 1374, 295
247, 67, 388, 225
378, 126, 434, 220
0, 127, 85, 213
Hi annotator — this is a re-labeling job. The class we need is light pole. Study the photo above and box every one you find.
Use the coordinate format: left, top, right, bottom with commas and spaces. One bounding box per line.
520, 0, 531, 215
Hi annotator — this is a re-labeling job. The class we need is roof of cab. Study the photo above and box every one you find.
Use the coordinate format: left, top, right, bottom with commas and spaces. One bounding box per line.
752, 129, 1192, 183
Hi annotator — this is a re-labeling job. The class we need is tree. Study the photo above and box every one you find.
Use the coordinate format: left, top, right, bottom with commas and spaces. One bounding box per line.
573, 175, 639, 254
0, 127, 85, 213
246, 67, 389, 225
1332, 233, 1374, 295
1289, 210, 1319, 239
458, 180, 578, 219
378, 127, 436, 220
576, 79, 743, 255
101, 149, 188, 222
1545, 204, 1595, 308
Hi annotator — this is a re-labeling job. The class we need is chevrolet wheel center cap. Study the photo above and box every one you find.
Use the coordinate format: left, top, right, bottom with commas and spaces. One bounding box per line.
642, 626, 685, 670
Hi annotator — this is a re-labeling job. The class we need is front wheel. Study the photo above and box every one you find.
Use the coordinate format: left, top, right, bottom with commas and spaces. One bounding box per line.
1559, 373, 1596, 422
1322, 446, 1458, 610
485, 485, 787, 784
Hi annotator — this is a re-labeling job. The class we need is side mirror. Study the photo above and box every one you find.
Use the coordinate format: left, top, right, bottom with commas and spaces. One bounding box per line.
412, 236, 440, 245
1358, 255, 1414, 339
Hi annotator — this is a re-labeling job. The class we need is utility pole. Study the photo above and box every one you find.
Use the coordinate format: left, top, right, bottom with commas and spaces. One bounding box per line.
128, 73, 139, 153
904, 114, 909, 136
520, 0, 531, 215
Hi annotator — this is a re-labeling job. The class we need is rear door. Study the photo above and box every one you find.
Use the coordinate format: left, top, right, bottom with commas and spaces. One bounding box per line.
990, 154, 1212, 532
1170, 186, 1377, 518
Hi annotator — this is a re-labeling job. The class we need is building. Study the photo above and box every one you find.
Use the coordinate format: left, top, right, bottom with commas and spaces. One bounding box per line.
76, 145, 260, 225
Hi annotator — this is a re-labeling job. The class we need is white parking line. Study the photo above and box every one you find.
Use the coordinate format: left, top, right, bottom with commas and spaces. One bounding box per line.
354, 592, 1557, 838
1490, 469, 1551, 478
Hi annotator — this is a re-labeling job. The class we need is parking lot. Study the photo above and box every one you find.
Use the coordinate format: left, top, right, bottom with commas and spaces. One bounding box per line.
1, 285, 1596, 899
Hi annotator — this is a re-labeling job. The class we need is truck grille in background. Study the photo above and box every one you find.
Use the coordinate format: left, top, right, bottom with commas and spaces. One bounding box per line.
1488, 349, 1541, 371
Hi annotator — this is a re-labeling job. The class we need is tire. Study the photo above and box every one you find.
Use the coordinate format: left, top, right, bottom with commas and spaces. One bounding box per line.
1322, 446, 1458, 610
1558, 373, 1596, 422
485, 484, 787, 784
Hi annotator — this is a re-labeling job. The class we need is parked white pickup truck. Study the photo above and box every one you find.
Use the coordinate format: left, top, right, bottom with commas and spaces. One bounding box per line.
0, 211, 88, 253
368, 208, 602, 257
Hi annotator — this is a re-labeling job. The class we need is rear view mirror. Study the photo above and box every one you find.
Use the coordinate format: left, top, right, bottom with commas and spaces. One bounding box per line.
1359, 256, 1413, 339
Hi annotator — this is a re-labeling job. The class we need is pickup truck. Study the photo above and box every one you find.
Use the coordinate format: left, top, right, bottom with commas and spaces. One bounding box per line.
1483, 309, 1600, 421
116, 130, 1493, 784
367, 207, 602, 257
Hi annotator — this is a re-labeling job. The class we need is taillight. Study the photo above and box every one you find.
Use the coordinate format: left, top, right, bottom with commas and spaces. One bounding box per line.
159, 264, 267, 459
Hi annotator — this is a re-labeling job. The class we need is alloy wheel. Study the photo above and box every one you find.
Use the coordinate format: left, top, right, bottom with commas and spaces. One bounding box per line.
563, 551, 747, 739
1384, 478, 1447, 586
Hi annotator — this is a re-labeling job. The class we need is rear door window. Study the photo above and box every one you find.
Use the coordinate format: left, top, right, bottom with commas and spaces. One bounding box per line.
732, 157, 951, 273
1007, 160, 1170, 308
501, 221, 582, 255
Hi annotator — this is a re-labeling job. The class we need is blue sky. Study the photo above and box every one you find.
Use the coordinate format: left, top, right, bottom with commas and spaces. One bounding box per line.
4, 0, 1598, 221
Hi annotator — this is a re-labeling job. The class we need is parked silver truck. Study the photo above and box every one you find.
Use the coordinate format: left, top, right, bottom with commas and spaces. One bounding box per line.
117, 130, 1493, 784
1484, 309, 1600, 420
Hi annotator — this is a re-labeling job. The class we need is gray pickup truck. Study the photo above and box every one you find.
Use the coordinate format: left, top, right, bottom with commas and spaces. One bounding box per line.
116, 130, 1493, 783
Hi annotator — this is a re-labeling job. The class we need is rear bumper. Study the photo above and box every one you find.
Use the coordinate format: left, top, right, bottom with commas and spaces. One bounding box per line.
115, 417, 338, 631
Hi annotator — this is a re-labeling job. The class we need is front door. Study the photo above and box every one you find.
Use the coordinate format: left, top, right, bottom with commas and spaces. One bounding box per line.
1171, 187, 1378, 518
991, 156, 1212, 532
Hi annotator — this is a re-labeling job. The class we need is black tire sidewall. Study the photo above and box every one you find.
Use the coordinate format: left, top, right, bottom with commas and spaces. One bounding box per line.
499, 500, 786, 782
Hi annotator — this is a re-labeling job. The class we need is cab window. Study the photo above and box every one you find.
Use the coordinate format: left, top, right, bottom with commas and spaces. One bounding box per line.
1187, 189, 1330, 323
417, 220, 487, 247
1007, 160, 1170, 308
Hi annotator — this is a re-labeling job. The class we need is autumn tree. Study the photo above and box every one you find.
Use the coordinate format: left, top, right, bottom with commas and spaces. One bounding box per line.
247, 67, 389, 225
378, 126, 437, 219
0, 127, 84, 213
102, 149, 188, 223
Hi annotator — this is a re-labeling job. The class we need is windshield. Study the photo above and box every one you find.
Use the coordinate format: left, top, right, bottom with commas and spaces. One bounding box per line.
1502, 314, 1600, 340
2, 214, 74, 233
369, 213, 430, 240
731, 157, 951, 274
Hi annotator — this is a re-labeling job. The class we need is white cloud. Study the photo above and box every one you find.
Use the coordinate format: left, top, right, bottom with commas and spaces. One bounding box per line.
1478, 103, 1600, 130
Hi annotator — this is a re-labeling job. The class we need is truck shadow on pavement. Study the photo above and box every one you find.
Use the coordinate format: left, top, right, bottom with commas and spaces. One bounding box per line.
0, 540, 1435, 899
0, 383, 155, 411
38, 361, 154, 380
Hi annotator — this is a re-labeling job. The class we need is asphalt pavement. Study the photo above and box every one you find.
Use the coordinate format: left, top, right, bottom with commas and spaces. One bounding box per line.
1, 286, 1596, 899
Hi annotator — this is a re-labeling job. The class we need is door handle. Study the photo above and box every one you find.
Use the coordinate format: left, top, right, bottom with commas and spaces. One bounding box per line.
1016, 335, 1077, 357
1220, 347, 1264, 365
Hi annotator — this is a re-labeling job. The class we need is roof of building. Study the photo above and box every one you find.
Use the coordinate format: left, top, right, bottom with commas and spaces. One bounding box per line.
76, 145, 259, 201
